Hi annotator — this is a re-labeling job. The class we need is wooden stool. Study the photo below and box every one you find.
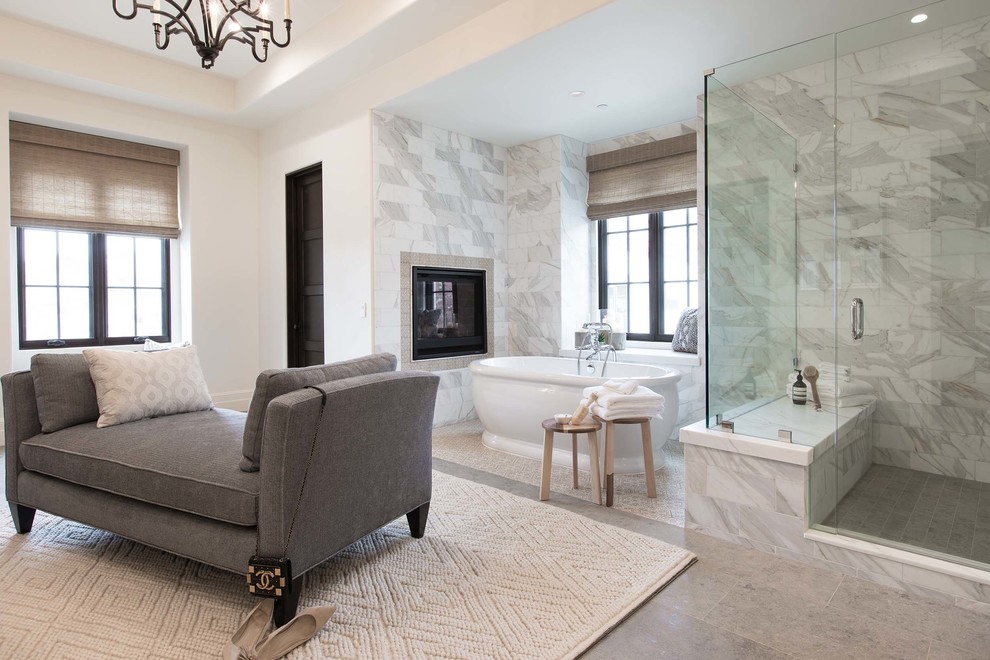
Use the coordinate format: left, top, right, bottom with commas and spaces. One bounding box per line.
595, 416, 657, 507
539, 418, 603, 505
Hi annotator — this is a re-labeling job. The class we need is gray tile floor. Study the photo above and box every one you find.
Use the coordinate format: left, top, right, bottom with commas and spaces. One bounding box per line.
434, 458, 990, 660
4, 449, 990, 658
825, 464, 990, 567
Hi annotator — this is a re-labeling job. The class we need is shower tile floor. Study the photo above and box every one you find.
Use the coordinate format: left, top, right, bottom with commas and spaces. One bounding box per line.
826, 464, 990, 566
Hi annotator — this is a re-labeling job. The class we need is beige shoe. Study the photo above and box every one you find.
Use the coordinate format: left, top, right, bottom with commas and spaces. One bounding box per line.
224, 599, 275, 660
252, 605, 336, 660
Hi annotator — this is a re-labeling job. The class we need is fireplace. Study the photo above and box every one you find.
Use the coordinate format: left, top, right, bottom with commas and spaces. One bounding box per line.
412, 266, 487, 360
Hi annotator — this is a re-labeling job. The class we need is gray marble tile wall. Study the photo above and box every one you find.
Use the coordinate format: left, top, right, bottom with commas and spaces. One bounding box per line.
714, 14, 990, 481
559, 136, 595, 343
506, 136, 567, 356
372, 111, 509, 426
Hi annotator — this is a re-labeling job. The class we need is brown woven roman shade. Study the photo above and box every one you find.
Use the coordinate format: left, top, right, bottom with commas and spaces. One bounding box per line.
9, 121, 181, 238
586, 133, 697, 220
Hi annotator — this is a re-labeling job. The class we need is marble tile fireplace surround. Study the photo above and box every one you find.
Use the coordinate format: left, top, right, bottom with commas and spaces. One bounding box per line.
400, 251, 495, 372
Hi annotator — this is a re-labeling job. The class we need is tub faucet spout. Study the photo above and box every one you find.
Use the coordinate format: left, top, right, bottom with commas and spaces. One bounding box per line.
577, 322, 615, 377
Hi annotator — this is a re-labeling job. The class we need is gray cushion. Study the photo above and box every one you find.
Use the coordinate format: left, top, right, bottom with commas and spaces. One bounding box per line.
30, 354, 100, 433
672, 308, 698, 354
239, 353, 398, 472
19, 409, 259, 526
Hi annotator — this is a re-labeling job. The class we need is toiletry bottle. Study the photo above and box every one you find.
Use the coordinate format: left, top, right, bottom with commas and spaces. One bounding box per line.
792, 369, 807, 405
741, 368, 757, 400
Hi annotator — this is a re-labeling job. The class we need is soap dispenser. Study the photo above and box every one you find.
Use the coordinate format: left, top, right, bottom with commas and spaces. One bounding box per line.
792, 369, 807, 405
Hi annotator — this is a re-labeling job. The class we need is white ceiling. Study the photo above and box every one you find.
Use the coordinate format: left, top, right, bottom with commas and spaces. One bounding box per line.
1, 0, 978, 147
0, 0, 345, 77
378, 0, 937, 145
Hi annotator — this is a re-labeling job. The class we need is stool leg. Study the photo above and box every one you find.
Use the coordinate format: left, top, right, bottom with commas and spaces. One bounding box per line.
540, 430, 554, 501
572, 435, 579, 489
587, 430, 602, 506
641, 421, 657, 498
605, 421, 615, 507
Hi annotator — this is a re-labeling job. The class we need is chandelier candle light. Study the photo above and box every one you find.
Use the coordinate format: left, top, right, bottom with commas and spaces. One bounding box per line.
112, 0, 292, 69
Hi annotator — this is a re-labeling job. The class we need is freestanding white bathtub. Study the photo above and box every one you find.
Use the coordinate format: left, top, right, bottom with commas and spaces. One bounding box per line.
469, 356, 681, 475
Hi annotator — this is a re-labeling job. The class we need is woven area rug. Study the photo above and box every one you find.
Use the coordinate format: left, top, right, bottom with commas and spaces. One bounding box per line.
434, 420, 686, 526
0, 471, 694, 659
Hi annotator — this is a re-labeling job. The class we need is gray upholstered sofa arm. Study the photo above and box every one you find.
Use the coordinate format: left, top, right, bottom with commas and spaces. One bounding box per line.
256, 370, 440, 573
1, 371, 43, 505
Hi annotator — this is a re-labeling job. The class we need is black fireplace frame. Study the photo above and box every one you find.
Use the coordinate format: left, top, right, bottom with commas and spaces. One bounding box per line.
411, 266, 488, 361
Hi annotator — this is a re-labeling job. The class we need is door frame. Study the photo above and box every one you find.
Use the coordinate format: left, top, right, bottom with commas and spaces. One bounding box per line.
285, 162, 323, 368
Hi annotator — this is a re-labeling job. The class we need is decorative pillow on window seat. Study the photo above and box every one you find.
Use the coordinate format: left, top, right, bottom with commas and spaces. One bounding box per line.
83, 345, 214, 428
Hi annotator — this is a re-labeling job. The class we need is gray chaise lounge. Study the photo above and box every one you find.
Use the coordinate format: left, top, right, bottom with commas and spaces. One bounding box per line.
2, 352, 439, 624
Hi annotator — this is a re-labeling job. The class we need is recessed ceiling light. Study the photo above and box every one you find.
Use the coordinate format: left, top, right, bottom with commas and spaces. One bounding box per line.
569, 90, 585, 97
597, 103, 609, 109
911, 13, 928, 24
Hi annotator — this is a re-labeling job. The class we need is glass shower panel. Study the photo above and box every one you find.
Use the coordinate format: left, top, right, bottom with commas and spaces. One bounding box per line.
705, 74, 797, 440
830, 1, 990, 569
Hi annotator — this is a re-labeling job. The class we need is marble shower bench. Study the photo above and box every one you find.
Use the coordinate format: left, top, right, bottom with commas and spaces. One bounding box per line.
680, 397, 876, 546
680, 400, 990, 610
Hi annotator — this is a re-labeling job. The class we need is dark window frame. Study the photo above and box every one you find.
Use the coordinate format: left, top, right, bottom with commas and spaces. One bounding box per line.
598, 207, 697, 343
17, 228, 172, 350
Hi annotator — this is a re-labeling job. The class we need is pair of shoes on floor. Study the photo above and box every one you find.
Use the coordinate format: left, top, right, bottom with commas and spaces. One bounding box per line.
224, 599, 336, 660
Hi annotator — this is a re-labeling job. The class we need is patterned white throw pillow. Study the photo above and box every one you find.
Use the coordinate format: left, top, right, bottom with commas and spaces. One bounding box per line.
83, 345, 214, 428
671, 308, 698, 354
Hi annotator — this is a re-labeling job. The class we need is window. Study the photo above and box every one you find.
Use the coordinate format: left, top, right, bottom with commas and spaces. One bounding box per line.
598, 207, 698, 342
17, 228, 171, 349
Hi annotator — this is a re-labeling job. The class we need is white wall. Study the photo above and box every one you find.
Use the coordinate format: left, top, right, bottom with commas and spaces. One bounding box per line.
0, 73, 261, 409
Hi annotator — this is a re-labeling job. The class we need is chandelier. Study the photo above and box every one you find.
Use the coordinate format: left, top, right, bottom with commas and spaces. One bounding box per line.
112, 1, 292, 70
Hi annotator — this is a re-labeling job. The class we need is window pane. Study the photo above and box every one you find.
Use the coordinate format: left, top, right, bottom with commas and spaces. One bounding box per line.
629, 283, 650, 334
688, 224, 698, 278
628, 230, 650, 282
687, 207, 698, 225
606, 284, 628, 333
58, 232, 90, 287
23, 229, 57, 286
606, 233, 628, 283
136, 289, 164, 337
628, 214, 649, 230
664, 283, 689, 335
108, 289, 136, 337
663, 226, 688, 281
134, 238, 163, 288
606, 216, 627, 233
689, 282, 698, 309
663, 208, 687, 227
25, 287, 58, 340
59, 287, 91, 339
106, 235, 135, 287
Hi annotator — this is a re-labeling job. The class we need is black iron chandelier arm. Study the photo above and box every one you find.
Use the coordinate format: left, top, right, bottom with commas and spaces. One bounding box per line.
111, 0, 291, 69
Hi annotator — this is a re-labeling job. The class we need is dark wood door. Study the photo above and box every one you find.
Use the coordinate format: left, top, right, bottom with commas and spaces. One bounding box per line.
286, 164, 325, 367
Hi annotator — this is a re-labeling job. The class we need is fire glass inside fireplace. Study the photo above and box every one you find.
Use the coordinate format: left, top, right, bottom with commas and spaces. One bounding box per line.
412, 266, 487, 360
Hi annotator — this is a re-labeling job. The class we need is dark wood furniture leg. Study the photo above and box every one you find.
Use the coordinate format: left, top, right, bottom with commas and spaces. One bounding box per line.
406, 502, 430, 539
273, 575, 305, 627
10, 503, 36, 534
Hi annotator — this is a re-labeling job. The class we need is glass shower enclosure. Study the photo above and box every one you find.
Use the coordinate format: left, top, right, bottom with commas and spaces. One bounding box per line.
705, 0, 990, 570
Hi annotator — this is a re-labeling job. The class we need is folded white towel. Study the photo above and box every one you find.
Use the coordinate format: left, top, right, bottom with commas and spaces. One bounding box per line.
833, 394, 876, 408
589, 402, 662, 421
602, 379, 639, 395
818, 362, 852, 379
595, 397, 664, 412
582, 385, 661, 404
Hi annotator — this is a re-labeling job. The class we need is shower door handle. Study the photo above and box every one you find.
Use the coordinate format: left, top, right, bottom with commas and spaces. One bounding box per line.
851, 298, 864, 340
